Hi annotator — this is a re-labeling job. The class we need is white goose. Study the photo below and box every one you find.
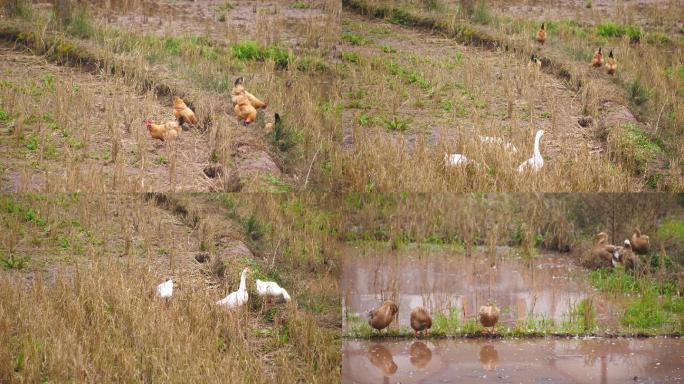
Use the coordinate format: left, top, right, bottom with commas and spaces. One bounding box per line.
517, 130, 544, 173
444, 153, 471, 166
256, 279, 292, 304
478, 136, 518, 153
216, 268, 250, 309
156, 279, 174, 299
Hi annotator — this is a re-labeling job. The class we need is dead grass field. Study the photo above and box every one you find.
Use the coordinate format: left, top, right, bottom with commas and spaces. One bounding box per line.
0, 193, 341, 383
339, 0, 684, 191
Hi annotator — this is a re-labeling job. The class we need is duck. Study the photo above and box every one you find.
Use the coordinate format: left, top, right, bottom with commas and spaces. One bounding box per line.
444, 153, 471, 166
155, 279, 174, 299
478, 303, 500, 334
479, 135, 518, 153
256, 279, 291, 304
619, 239, 639, 271
591, 47, 603, 67
536, 23, 546, 45
631, 228, 649, 254
216, 268, 250, 309
409, 341, 432, 368
605, 50, 617, 75
368, 300, 399, 334
517, 130, 544, 173
591, 232, 620, 268
410, 307, 432, 337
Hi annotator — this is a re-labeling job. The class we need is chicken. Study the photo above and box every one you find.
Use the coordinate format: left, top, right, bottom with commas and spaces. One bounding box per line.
234, 94, 257, 126
172, 96, 197, 126
591, 47, 603, 67
231, 77, 267, 109
145, 120, 181, 141
536, 23, 546, 45
605, 50, 617, 75
265, 113, 281, 131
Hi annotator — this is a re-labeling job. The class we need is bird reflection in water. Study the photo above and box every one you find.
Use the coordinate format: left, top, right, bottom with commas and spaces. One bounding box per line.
409, 341, 432, 369
368, 344, 398, 378
479, 344, 499, 371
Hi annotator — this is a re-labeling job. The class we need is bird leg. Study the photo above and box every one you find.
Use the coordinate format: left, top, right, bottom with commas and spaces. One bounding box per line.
426, 329, 429, 337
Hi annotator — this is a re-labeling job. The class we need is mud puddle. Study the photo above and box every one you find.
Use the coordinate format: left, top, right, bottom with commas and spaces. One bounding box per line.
342, 245, 618, 329
343, 338, 684, 383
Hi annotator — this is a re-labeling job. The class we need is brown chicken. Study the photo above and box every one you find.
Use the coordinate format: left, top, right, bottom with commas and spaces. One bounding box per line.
479, 303, 500, 334
234, 94, 257, 126
145, 120, 181, 141
536, 23, 546, 45
631, 228, 650, 254
368, 300, 399, 334
605, 50, 617, 75
591, 47, 603, 67
231, 77, 267, 109
410, 307, 432, 337
173, 96, 197, 126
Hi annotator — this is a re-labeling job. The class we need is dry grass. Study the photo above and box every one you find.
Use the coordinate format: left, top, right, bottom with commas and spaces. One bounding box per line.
0, 193, 341, 383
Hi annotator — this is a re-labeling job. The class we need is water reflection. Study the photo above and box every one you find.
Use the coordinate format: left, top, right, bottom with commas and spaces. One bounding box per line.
343, 338, 684, 383
409, 341, 432, 369
367, 344, 397, 376
479, 344, 498, 371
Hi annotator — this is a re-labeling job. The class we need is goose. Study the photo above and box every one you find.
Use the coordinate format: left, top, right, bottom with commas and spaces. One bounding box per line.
517, 130, 544, 173
410, 307, 432, 337
156, 279, 174, 299
256, 279, 291, 304
631, 228, 650, 254
216, 268, 250, 309
444, 153, 471, 166
478, 303, 500, 334
368, 301, 399, 334
478, 136, 518, 153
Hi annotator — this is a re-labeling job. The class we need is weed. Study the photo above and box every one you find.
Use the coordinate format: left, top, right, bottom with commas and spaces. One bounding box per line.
622, 293, 667, 329
244, 214, 265, 241
342, 32, 366, 45
291, 1, 310, 9
382, 116, 410, 132
0, 254, 30, 270
341, 51, 361, 64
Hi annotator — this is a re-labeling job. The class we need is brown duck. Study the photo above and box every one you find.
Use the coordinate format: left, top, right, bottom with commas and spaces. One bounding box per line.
619, 239, 639, 271
368, 301, 399, 334
368, 344, 397, 375
631, 228, 650, 254
409, 341, 432, 369
591, 232, 620, 268
410, 307, 432, 337
479, 303, 500, 334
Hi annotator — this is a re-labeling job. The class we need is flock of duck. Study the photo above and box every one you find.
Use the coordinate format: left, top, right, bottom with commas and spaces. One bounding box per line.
154, 267, 292, 308
591, 228, 650, 270
366, 228, 650, 338
367, 301, 501, 337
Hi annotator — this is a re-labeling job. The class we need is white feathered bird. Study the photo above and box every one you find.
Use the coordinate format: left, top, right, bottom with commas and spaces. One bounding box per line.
517, 130, 544, 173
444, 153, 471, 166
478, 136, 518, 153
216, 268, 250, 309
156, 279, 174, 299
256, 279, 291, 304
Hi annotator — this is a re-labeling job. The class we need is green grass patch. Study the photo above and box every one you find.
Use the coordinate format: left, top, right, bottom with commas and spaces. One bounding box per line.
382, 116, 410, 132
341, 51, 361, 64
621, 293, 667, 329
342, 32, 366, 45
231, 41, 290, 69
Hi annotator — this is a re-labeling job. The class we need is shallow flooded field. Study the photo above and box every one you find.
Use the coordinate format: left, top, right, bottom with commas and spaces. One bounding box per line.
343, 338, 684, 384
343, 245, 618, 330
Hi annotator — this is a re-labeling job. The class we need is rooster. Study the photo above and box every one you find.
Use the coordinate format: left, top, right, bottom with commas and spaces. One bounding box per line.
536, 23, 546, 45
172, 96, 197, 127
234, 94, 257, 126
528, 54, 542, 70
605, 50, 617, 75
144, 120, 181, 141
